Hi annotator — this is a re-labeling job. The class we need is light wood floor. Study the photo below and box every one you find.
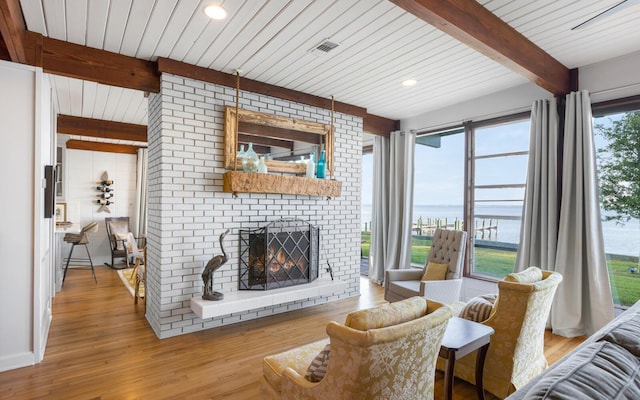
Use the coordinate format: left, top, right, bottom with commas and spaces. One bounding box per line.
0, 266, 584, 399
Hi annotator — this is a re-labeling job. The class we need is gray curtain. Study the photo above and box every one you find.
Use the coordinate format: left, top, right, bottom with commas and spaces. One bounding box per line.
370, 135, 389, 284
516, 91, 614, 336
515, 98, 559, 272
369, 131, 416, 284
552, 90, 614, 336
133, 148, 148, 239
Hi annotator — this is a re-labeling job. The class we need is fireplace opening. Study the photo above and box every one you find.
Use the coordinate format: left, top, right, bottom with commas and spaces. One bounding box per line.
239, 218, 319, 290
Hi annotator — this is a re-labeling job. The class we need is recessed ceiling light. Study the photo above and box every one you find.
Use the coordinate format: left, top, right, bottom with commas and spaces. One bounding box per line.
204, 5, 227, 20
402, 79, 417, 87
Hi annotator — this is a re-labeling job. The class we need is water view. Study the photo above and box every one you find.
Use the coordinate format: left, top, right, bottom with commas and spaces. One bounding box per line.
362, 204, 640, 258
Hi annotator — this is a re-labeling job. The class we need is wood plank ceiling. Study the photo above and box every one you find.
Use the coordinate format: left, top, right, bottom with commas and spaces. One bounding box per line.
14, 0, 640, 133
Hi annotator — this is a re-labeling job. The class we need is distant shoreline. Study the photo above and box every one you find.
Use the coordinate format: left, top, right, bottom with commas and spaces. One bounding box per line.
361, 204, 640, 257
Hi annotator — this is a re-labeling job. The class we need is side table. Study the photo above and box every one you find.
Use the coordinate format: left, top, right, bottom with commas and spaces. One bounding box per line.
439, 317, 495, 400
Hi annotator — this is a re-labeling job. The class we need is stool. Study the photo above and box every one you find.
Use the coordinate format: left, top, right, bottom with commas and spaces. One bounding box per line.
62, 221, 99, 286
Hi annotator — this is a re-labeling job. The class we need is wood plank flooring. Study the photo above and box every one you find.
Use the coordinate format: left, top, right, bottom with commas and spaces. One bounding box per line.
0, 266, 584, 399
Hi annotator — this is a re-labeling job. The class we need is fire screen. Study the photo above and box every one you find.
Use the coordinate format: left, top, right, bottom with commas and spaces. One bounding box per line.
239, 218, 319, 290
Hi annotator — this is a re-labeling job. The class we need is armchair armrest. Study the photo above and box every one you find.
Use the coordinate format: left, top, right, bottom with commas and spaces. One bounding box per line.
280, 367, 321, 400
420, 279, 462, 304
386, 268, 424, 282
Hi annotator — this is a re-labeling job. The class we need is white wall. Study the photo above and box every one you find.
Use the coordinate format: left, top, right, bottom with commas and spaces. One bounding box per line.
0, 61, 53, 372
580, 50, 640, 103
60, 144, 137, 266
400, 82, 551, 133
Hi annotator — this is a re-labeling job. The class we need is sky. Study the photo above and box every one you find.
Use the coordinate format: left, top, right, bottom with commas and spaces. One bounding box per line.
361, 119, 531, 207
361, 112, 627, 208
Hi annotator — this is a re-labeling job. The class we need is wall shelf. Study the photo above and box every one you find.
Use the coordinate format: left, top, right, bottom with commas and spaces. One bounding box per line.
223, 171, 342, 197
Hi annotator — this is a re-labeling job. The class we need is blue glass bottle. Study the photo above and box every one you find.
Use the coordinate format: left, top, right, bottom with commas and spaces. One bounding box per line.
316, 150, 326, 179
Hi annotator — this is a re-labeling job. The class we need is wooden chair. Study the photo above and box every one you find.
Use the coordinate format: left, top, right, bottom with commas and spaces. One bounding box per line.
133, 246, 146, 305
105, 217, 143, 269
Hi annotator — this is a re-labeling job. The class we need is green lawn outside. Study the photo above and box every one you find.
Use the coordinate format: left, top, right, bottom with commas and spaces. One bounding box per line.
361, 232, 640, 306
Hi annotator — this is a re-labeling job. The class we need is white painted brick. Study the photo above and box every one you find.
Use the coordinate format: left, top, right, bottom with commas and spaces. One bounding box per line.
147, 73, 362, 338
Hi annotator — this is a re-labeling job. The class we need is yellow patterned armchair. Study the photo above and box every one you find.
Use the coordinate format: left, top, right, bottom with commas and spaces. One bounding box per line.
439, 267, 562, 399
261, 297, 453, 400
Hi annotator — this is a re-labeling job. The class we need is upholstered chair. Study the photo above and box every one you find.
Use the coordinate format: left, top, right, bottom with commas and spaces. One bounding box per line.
261, 296, 453, 400
441, 267, 563, 399
384, 229, 467, 304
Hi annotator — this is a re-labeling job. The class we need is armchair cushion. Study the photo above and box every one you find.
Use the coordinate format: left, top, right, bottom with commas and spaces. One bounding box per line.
421, 261, 449, 281
345, 295, 427, 331
108, 221, 129, 250
263, 340, 328, 393
304, 344, 331, 382
459, 294, 497, 323
505, 266, 543, 283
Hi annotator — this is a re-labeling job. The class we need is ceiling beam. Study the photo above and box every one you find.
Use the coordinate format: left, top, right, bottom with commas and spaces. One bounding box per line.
57, 115, 147, 142
389, 0, 571, 95
364, 113, 399, 137
0, 33, 10, 61
157, 57, 367, 118
66, 139, 141, 154
157, 57, 398, 136
0, 0, 27, 63
7, 18, 396, 137
25, 33, 159, 93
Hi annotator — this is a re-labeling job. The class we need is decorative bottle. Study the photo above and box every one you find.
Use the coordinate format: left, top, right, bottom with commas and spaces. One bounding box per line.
242, 142, 259, 172
257, 156, 268, 173
306, 152, 315, 178
236, 144, 246, 163
316, 150, 326, 179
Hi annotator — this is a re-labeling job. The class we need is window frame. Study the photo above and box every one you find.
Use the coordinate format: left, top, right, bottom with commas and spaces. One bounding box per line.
463, 111, 531, 281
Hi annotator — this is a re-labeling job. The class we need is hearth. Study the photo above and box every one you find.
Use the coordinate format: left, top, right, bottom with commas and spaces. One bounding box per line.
239, 218, 319, 290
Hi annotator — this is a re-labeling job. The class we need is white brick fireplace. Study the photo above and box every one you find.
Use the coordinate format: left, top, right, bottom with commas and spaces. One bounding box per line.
145, 73, 363, 338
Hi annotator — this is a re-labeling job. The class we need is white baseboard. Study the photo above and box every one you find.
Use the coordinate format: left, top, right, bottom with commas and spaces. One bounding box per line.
0, 352, 35, 373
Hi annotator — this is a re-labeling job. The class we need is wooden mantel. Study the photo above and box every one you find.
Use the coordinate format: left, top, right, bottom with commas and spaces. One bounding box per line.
223, 171, 342, 198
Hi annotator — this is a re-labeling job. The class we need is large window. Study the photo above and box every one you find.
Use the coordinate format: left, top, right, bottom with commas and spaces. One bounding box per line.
470, 118, 530, 279
361, 98, 640, 298
594, 109, 640, 308
410, 129, 465, 265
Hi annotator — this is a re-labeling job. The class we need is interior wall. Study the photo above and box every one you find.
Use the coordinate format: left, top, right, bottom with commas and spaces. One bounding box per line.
59, 144, 138, 266
579, 50, 640, 103
400, 82, 551, 133
0, 60, 50, 372
146, 73, 362, 338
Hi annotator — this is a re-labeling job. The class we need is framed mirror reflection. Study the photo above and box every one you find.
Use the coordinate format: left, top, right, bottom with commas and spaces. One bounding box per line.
224, 107, 334, 175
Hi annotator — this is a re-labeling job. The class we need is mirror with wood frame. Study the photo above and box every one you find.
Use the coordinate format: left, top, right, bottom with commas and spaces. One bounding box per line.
224, 106, 334, 175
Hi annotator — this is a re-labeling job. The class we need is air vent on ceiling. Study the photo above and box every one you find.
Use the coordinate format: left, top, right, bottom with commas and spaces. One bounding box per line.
309, 39, 340, 55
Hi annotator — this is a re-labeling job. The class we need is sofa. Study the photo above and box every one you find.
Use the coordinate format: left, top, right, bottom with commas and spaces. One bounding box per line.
260, 296, 453, 400
507, 300, 640, 399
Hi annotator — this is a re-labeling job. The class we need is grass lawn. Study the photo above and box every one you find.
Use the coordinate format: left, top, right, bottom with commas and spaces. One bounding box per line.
361, 232, 640, 306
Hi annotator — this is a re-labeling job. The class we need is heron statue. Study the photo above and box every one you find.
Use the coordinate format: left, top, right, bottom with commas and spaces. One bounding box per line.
202, 229, 230, 301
